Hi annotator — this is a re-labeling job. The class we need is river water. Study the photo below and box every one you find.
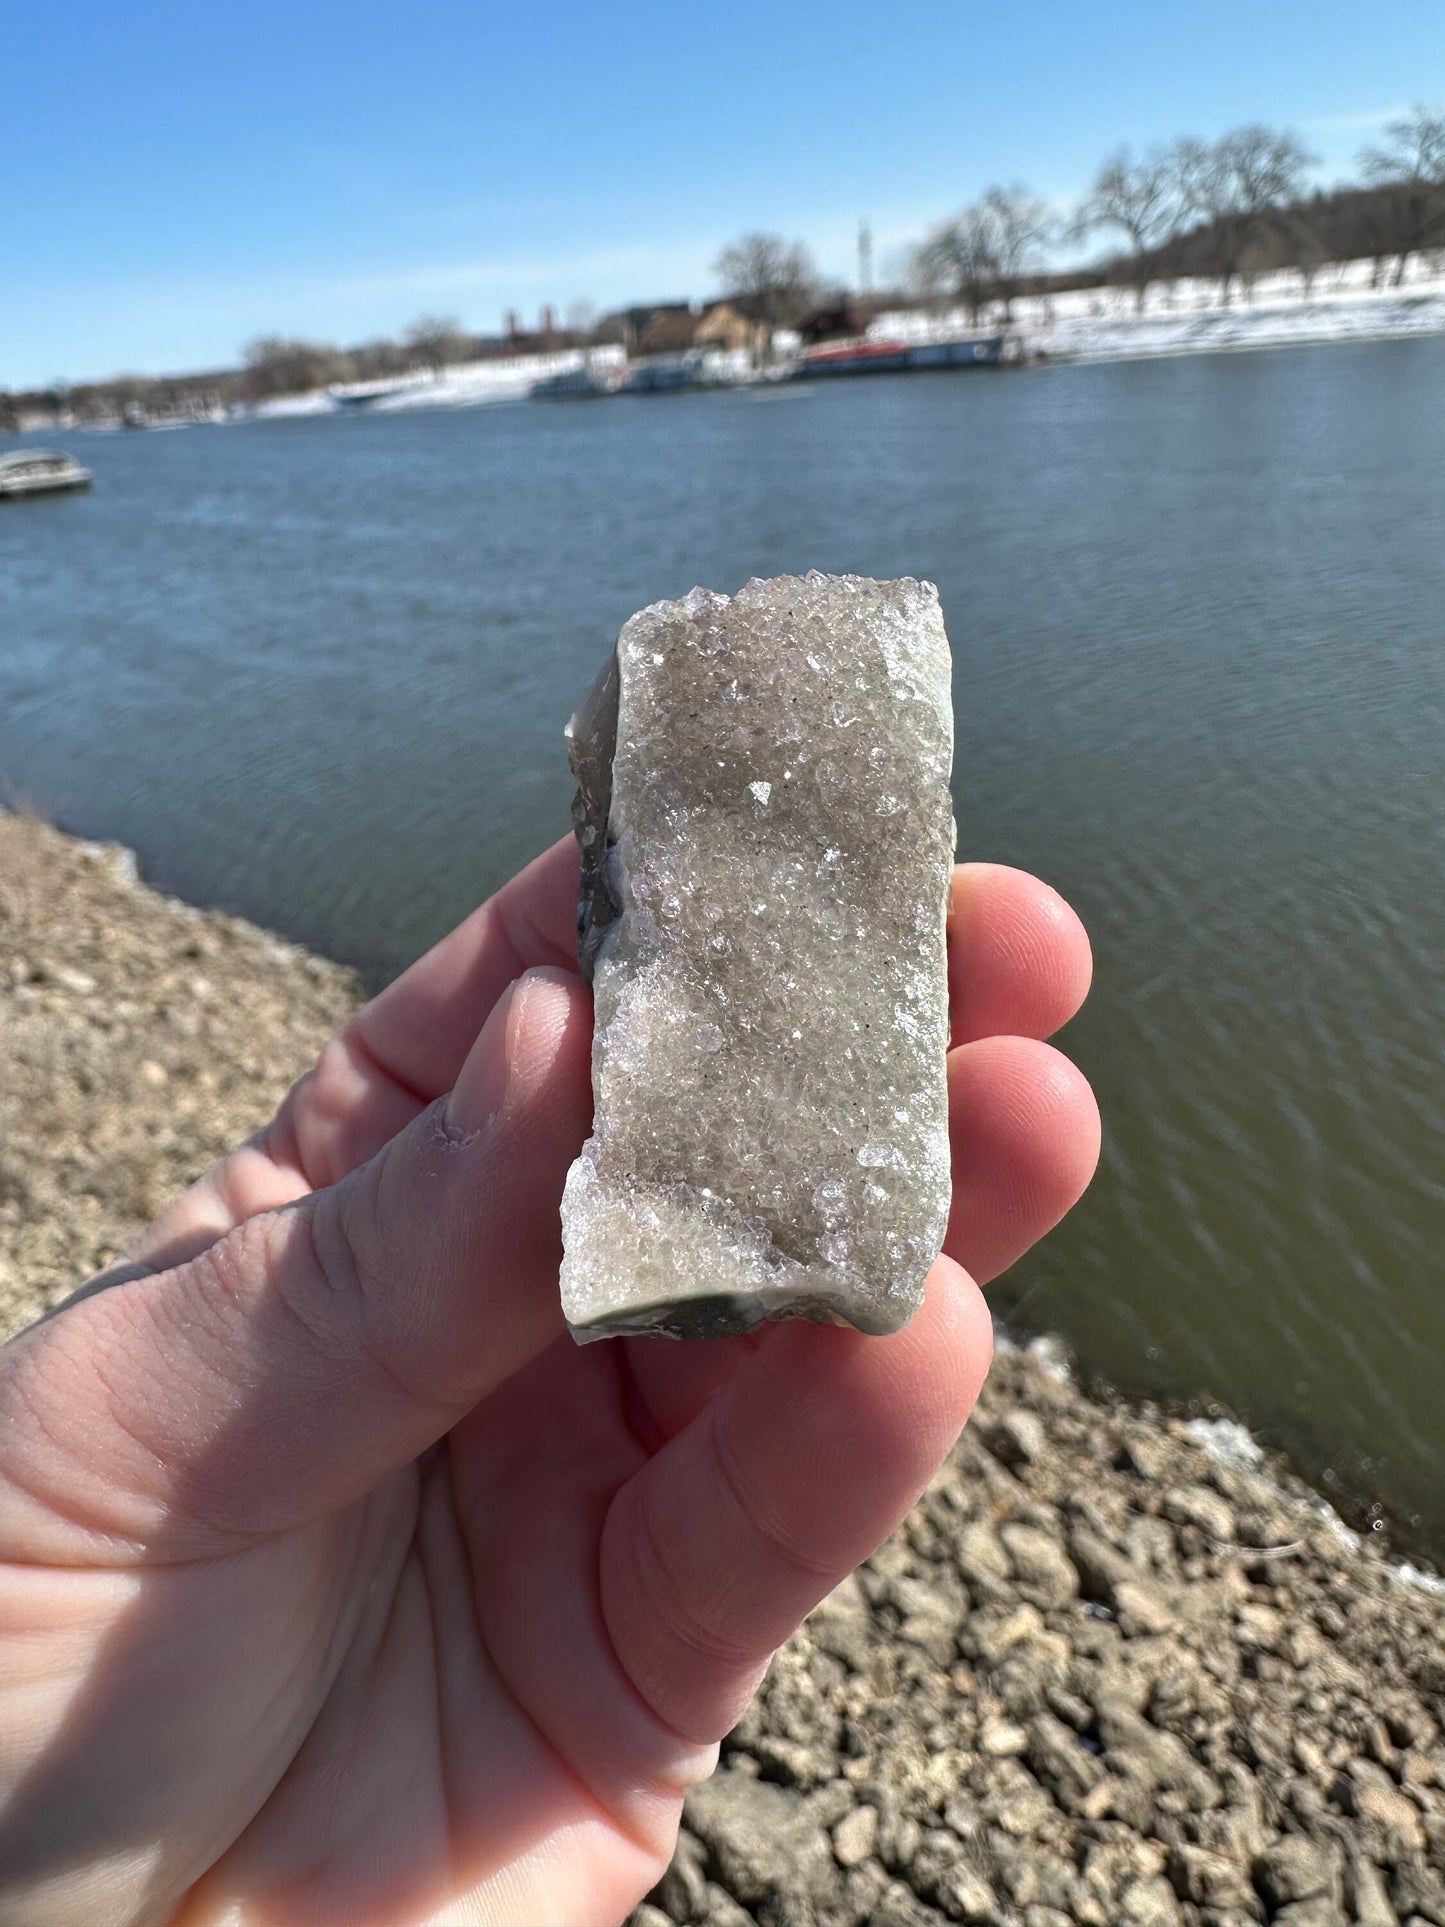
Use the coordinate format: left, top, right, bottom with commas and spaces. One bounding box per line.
2, 344, 1442, 1554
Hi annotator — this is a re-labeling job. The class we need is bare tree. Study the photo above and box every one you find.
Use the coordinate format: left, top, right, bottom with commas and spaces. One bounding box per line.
403, 315, 471, 375
1176, 126, 1315, 305
713, 233, 819, 347
241, 337, 353, 398
1286, 204, 1330, 297
1073, 146, 1186, 310
350, 336, 412, 381
912, 187, 1050, 324
912, 206, 999, 323
1359, 104, 1445, 284
982, 185, 1054, 317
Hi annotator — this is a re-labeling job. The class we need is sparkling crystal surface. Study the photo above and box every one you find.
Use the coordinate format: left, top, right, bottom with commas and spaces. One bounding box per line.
560, 572, 955, 1342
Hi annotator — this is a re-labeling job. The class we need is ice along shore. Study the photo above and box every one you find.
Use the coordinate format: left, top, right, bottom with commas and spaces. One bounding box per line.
1, 807, 1442, 1927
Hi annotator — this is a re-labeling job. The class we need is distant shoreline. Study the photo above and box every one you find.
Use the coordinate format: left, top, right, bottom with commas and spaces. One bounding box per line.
8, 256, 1445, 437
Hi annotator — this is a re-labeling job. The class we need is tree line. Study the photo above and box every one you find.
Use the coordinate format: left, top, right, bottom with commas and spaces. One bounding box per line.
5, 106, 1443, 423
720, 106, 1445, 327
236, 311, 593, 400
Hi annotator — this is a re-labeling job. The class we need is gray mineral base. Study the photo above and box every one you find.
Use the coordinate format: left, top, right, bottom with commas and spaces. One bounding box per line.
559, 572, 955, 1343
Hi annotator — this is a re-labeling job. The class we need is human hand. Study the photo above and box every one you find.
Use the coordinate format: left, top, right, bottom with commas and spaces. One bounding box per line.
0, 837, 1098, 1927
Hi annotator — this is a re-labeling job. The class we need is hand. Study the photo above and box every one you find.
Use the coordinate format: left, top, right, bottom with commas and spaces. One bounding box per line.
0, 838, 1098, 1927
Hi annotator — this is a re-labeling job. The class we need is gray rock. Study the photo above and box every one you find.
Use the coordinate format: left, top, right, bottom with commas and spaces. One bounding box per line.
1000, 1521, 1080, 1611
686, 1768, 836, 1910
1391, 1853, 1445, 1919
979, 1715, 1030, 1756
752, 1735, 827, 1788
1271, 1904, 1347, 1927
1119, 1874, 1185, 1925
700, 1884, 758, 1927
652, 1828, 710, 1922
956, 1521, 1015, 1600
888, 1573, 966, 1665
630, 1906, 677, 1927
831, 1804, 879, 1868
1341, 1760, 1429, 1858
561, 573, 955, 1341
1113, 1576, 1178, 1636
803, 1779, 855, 1830
1067, 1524, 1132, 1599
1167, 1844, 1257, 1912
1256, 1835, 1337, 1907
806, 1571, 875, 1671
937, 1864, 1004, 1923
1026, 1711, 1106, 1808
843, 1859, 891, 1918
871, 1880, 955, 1927
1163, 1482, 1237, 1542
1344, 1852, 1399, 1927
986, 1409, 1048, 1467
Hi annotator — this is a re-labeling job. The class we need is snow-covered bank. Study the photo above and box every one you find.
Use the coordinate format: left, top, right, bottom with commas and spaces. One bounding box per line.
873, 254, 1445, 366
219, 254, 1445, 427
242, 344, 628, 419
238, 341, 762, 419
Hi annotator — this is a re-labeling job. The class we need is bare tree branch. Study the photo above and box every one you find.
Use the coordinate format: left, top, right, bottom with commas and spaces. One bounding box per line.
1073, 146, 1186, 310
403, 316, 471, 375
911, 186, 1052, 324
1359, 104, 1445, 283
1175, 126, 1315, 305
713, 234, 820, 345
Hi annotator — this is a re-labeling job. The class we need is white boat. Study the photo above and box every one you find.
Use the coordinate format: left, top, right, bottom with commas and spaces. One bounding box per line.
329, 379, 422, 409
0, 450, 93, 499
530, 363, 625, 400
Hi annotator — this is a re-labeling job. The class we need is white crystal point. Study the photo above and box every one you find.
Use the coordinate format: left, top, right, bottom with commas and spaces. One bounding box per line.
560, 573, 955, 1343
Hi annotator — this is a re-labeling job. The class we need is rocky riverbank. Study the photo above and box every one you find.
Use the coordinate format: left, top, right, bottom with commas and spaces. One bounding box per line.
2, 810, 1442, 1927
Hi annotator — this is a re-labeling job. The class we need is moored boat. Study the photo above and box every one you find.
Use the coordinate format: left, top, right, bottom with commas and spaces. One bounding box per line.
0, 450, 93, 499
530, 364, 626, 399
798, 333, 1019, 377
329, 379, 424, 409
799, 339, 914, 376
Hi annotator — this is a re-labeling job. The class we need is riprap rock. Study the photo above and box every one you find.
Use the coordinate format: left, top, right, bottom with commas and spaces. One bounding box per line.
560, 572, 955, 1342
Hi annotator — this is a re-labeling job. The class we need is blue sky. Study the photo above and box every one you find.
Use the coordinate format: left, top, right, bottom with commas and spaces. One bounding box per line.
4, 0, 1440, 387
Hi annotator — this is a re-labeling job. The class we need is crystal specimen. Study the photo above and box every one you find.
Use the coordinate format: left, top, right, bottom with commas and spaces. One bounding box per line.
560, 572, 955, 1342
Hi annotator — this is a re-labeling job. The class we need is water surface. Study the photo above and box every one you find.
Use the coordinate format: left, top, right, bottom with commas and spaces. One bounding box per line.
2, 345, 1442, 1552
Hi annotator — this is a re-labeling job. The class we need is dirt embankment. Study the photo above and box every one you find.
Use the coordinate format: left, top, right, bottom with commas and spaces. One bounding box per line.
2, 810, 1442, 1927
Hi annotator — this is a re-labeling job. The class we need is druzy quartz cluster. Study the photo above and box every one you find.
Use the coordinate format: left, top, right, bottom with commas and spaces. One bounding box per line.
559, 572, 955, 1342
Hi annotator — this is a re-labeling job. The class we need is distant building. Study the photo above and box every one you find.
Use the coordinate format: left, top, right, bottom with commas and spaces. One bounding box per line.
798, 298, 878, 345
597, 300, 763, 358
636, 306, 703, 354
693, 303, 758, 353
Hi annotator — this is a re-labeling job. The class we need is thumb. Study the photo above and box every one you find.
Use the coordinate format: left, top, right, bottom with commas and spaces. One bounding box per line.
0, 967, 593, 1555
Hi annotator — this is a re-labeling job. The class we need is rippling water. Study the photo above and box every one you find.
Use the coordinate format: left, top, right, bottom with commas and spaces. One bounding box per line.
2, 343, 1442, 1552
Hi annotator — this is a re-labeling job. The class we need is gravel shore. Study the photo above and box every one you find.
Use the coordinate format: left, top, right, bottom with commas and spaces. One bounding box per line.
2, 809, 1442, 1927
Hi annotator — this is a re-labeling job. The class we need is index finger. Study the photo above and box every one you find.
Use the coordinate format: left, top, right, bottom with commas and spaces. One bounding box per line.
348, 834, 581, 1103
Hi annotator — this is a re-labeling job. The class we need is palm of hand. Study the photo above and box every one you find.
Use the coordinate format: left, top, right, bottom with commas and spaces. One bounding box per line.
0, 841, 1097, 1927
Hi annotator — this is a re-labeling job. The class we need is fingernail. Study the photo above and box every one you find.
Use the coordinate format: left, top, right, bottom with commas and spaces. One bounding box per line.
447, 976, 529, 1136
